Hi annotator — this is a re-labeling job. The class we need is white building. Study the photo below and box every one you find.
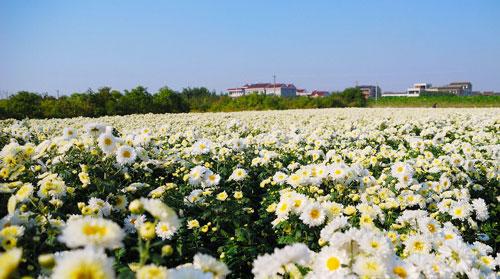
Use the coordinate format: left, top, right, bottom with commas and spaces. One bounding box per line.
227, 83, 297, 97
405, 83, 432, 97
427, 82, 473, 96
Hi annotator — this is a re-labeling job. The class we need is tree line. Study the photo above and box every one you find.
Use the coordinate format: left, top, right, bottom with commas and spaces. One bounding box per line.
0, 86, 367, 119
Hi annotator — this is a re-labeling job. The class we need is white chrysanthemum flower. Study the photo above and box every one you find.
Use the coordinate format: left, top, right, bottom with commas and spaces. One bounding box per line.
388, 258, 418, 279
320, 216, 349, 242
140, 198, 180, 227
289, 192, 307, 213
275, 199, 292, 218
228, 168, 248, 181
312, 246, 349, 277
359, 231, 392, 257
203, 170, 221, 187
52, 248, 115, 279
438, 238, 475, 273
188, 166, 208, 186
471, 198, 489, 221
330, 164, 347, 180
322, 201, 344, 220
98, 132, 117, 154
58, 216, 124, 249
124, 214, 146, 233
272, 171, 288, 185
391, 162, 413, 179
155, 221, 178, 240
193, 253, 230, 279
14, 183, 33, 202
37, 172, 67, 199
449, 201, 472, 220
191, 139, 212, 155
252, 243, 311, 279
136, 264, 168, 279
0, 224, 25, 239
88, 197, 112, 217
287, 173, 304, 187
450, 153, 464, 167
404, 234, 431, 255
353, 255, 386, 278
62, 127, 77, 140
300, 202, 326, 227
185, 189, 204, 205
85, 122, 107, 138
116, 145, 137, 165
168, 266, 212, 279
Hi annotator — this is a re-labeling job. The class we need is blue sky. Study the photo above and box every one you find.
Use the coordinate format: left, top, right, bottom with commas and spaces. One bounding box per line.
1, 0, 499, 95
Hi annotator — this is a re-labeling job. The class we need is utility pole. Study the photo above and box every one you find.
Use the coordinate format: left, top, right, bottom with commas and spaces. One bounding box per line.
56, 90, 60, 99
375, 82, 379, 101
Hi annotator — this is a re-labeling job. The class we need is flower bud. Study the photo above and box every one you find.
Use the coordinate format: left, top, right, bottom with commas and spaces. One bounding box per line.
38, 254, 55, 269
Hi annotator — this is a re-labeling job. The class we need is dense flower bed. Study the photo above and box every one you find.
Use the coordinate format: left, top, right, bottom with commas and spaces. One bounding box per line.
0, 108, 498, 278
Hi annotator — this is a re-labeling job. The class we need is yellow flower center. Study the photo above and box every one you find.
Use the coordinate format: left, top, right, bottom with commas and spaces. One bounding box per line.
326, 256, 340, 271
413, 241, 424, 251
82, 224, 108, 237
432, 264, 439, 272
427, 224, 436, 233
159, 224, 169, 232
69, 262, 106, 279
365, 261, 379, 271
279, 203, 288, 212
393, 266, 408, 278
122, 150, 131, 158
481, 256, 491, 265
309, 209, 320, 219
104, 138, 112, 146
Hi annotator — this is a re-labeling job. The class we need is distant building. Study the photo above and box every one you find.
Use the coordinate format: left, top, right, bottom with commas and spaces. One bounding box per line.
427, 81, 473, 96
481, 91, 495, 96
382, 91, 416, 97
406, 83, 432, 96
477, 91, 499, 96
356, 85, 381, 99
227, 83, 297, 97
227, 87, 246, 98
296, 89, 309, 96
310, 90, 330, 98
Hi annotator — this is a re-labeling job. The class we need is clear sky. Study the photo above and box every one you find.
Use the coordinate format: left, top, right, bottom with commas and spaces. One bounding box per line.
1, 0, 499, 95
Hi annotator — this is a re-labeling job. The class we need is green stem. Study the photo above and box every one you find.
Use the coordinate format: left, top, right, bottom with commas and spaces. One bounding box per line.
138, 238, 151, 266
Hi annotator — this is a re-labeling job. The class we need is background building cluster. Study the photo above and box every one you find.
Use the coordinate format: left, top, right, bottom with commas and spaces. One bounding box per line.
226, 80, 498, 99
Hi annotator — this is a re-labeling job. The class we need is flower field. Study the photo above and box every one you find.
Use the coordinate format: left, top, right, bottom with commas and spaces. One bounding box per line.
0, 108, 498, 278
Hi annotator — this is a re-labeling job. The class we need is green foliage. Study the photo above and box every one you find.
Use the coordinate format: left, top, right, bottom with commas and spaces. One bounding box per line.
4, 91, 44, 119
0, 87, 367, 119
369, 95, 500, 108
420, 91, 457, 97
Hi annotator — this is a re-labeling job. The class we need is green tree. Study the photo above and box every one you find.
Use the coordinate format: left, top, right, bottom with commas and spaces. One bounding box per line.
153, 87, 188, 113
5, 91, 43, 119
117, 86, 153, 114
339, 87, 367, 107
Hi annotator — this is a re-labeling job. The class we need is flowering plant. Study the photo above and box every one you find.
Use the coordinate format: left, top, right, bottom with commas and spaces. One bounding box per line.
0, 108, 498, 278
